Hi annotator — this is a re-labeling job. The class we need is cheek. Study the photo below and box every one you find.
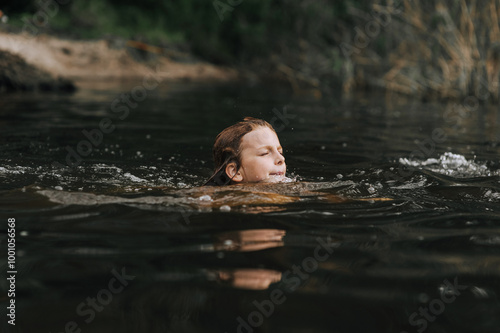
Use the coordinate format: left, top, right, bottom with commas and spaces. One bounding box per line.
246, 159, 270, 179
258, 158, 273, 169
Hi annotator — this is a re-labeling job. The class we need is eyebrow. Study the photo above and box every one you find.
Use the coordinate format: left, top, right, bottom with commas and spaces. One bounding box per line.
257, 145, 282, 150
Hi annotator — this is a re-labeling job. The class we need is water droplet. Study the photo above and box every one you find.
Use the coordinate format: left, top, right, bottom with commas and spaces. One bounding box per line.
199, 195, 212, 201
220, 205, 231, 212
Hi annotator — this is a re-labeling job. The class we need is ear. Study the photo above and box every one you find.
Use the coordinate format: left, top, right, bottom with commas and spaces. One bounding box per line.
225, 162, 243, 182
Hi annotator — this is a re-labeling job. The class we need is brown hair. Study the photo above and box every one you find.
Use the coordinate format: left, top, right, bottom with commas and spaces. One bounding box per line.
204, 117, 275, 186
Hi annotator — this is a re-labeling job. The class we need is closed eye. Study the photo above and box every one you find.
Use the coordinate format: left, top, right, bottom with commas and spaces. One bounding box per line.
259, 152, 269, 156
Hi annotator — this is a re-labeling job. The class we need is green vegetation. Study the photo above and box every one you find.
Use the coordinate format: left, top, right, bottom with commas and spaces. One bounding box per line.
4, 0, 500, 100
5, 0, 363, 62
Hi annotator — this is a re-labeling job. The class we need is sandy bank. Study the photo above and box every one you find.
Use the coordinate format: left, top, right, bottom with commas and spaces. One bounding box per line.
0, 31, 238, 85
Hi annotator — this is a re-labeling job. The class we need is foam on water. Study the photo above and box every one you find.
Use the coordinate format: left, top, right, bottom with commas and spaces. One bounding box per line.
484, 190, 500, 201
399, 152, 500, 177
0, 165, 30, 174
0, 162, 201, 191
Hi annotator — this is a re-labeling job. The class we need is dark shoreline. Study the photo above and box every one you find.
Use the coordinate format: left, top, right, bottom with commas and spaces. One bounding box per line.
0, 49, 75, 93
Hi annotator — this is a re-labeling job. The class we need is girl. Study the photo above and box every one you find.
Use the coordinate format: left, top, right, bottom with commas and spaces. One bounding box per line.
204, 117, 287, 186
201, 117, 390, 210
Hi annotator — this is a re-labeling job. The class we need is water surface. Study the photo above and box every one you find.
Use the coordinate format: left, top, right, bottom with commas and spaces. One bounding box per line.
1, 81, 499, 333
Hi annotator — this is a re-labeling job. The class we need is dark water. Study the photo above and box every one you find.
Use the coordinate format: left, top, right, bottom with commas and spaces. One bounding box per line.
1, 80, 500, 333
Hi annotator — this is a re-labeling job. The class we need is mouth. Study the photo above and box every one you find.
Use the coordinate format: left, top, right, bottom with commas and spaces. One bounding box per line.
269, 172, 284, 176
265, 171, 287, 183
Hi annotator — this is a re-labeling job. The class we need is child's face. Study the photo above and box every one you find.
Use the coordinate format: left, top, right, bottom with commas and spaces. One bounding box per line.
233, 127, 286, 183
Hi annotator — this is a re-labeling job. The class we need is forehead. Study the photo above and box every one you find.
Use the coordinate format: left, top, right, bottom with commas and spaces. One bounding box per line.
240, 127, 280, 150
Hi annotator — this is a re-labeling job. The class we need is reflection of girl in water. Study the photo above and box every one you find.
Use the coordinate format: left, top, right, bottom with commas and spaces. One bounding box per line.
204, 117, 286, 186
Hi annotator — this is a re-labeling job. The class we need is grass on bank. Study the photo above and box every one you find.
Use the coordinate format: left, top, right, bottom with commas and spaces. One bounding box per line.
346, 0, 500, 101
5, 0, 498, 100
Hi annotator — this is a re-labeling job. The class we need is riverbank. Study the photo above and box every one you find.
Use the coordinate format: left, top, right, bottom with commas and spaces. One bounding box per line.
0, 49, 75, 92
2, 0, 499, 101
0, 31, 239, 91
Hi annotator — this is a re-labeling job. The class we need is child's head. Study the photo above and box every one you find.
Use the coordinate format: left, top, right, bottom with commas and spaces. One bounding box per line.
205, 117, 286, 186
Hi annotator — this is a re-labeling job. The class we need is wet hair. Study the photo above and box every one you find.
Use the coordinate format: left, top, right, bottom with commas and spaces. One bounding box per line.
204, 117, 275, 186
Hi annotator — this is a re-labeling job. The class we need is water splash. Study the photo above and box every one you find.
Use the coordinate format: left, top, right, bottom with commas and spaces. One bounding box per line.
0, 166, 30, 174
278, 175, 296, 183
0, 162, 201, 191
399, 152, 499, 177
484, 190, 500, 202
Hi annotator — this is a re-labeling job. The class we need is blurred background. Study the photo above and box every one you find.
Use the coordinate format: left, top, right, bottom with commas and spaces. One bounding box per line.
2, 0, 499, 99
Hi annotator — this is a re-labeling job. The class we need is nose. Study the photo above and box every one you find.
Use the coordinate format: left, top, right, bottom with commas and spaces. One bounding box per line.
275, 151, 285, 165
